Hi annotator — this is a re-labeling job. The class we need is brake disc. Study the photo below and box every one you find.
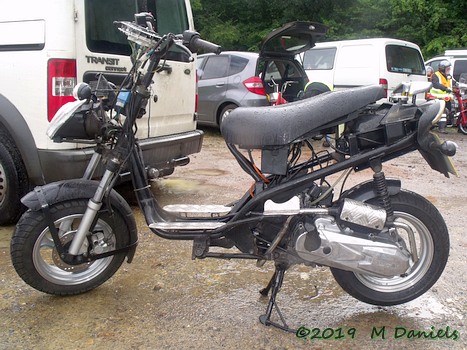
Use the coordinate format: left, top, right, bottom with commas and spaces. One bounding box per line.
51, 232, 91, 273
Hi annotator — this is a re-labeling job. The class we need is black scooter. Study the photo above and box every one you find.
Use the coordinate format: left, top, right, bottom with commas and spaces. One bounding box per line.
11, 14, 457, 332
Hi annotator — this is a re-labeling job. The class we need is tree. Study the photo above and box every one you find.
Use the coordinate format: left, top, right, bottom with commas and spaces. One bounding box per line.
385, 0, 467, 57
192, 0, 467, 57
192, 0, 352, 51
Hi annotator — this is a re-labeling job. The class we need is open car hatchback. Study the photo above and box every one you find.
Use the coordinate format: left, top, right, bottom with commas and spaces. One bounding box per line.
196, 21, 328, 127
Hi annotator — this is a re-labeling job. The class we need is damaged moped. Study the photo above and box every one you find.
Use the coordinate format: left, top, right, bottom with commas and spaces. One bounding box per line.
11, 15, 457, 332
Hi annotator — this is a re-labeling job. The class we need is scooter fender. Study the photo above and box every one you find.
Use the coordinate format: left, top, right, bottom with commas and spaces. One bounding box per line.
340, 178, 401, 203
21, 179, 138, 263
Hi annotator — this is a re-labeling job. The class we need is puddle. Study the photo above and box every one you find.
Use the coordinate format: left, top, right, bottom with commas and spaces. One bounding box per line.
191, 168, 228, 176
395, 294, 463, 320
151, 168, 228, 196
153, 178, 204, 194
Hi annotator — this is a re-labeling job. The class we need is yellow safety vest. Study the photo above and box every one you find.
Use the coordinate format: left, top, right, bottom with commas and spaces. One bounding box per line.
430, 71, 452, 100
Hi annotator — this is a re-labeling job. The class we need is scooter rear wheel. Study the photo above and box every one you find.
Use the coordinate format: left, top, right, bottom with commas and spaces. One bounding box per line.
10, 199, 130, 295
458, 121, 467, 135
330, 190, 449, 306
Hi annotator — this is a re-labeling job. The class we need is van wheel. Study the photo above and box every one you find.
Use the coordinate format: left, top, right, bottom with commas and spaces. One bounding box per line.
218, 104, 237, 126
0, 137, 28, 224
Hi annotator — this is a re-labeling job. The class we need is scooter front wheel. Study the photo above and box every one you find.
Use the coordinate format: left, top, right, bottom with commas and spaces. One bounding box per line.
10, 199, 130, 295
331, 190, 449, 306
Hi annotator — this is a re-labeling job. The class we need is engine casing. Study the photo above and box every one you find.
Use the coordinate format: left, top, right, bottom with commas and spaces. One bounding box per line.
295, 216, 411, 277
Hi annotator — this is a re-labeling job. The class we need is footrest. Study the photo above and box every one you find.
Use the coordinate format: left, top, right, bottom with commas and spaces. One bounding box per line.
163, 204, 231, 217
149, 221, 226, 230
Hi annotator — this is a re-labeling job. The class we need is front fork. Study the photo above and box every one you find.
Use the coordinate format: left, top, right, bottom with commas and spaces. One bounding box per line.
67, 157, 120, 255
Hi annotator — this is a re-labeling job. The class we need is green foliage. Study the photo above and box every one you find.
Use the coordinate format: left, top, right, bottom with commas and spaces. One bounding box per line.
192, 0, 467, 59
383, 0, 467, 57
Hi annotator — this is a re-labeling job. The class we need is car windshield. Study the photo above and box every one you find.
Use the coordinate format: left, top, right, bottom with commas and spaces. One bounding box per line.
386, 45, 425, 75
85, 0, 189, 55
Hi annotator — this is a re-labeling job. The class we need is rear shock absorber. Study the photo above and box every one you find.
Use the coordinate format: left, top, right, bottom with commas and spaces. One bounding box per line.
370, 158, 394, 221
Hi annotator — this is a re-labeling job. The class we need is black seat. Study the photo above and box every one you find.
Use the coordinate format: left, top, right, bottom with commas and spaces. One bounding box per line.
221, 85, 386, 148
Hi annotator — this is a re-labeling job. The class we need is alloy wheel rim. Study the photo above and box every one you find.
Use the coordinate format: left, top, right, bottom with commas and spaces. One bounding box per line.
33, 214, 115, 285
354, 211, 434, 292
0, 161, 6, 206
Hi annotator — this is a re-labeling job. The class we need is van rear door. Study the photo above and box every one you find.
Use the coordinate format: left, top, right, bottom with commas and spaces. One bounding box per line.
333, 43, 379, 88
384, 43, 426, 93
74, 0, 196, 139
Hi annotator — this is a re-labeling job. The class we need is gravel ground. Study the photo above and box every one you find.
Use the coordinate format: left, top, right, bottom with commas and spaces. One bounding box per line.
0, 127, 465, 350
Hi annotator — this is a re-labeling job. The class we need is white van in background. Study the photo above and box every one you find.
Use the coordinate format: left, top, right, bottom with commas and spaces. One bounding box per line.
0, 0, 201, 224
300, 38, 427, 100
425, 50, 467, 82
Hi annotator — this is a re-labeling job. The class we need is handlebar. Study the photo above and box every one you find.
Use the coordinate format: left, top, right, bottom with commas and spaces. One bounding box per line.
181, 31, 222, 55
115, 13, 221, 56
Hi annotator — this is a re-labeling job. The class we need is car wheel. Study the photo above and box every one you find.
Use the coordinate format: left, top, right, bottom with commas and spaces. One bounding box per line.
218, 104, 237, 126
0, 134, 29, 224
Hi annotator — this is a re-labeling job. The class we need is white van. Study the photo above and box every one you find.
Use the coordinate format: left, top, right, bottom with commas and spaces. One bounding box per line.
0, 0, 201, 224
425, 50, 467, 82
300, 38, 427, 99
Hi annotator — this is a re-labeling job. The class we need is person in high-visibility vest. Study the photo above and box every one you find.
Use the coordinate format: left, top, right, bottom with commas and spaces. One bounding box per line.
430, 60, 453, 133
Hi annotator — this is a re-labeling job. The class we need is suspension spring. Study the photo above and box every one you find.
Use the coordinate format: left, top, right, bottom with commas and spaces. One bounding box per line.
373, 170, 394, 219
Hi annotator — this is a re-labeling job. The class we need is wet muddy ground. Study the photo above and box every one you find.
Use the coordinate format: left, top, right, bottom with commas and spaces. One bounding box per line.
0, 127, 466, 349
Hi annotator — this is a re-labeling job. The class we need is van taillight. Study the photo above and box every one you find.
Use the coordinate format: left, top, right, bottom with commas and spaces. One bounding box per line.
243, 77, 266, 96
379, 78, 388, 97
47, 59, 77, 121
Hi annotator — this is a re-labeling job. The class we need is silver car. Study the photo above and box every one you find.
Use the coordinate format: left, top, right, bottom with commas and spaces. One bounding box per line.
196, 51, 269, 127
196, 21, 326, 127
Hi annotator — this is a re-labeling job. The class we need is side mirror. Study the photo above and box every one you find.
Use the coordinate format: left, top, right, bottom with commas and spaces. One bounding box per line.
73, 83, 92, 101
134, 12, 156, 32
407, 81, 433, 95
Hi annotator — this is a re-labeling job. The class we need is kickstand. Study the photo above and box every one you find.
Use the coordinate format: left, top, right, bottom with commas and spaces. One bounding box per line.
259, 270, 276, 296
259, 264, 295, 333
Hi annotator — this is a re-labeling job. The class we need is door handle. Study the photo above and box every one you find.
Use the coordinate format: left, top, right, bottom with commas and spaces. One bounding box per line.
216, 83, 225, 88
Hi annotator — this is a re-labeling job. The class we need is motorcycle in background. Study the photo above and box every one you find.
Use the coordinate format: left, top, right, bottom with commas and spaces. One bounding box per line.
453, 75, 467, 134
267, 78, 297, 105
425, 73, 467, 134
10, 15, 458, 332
